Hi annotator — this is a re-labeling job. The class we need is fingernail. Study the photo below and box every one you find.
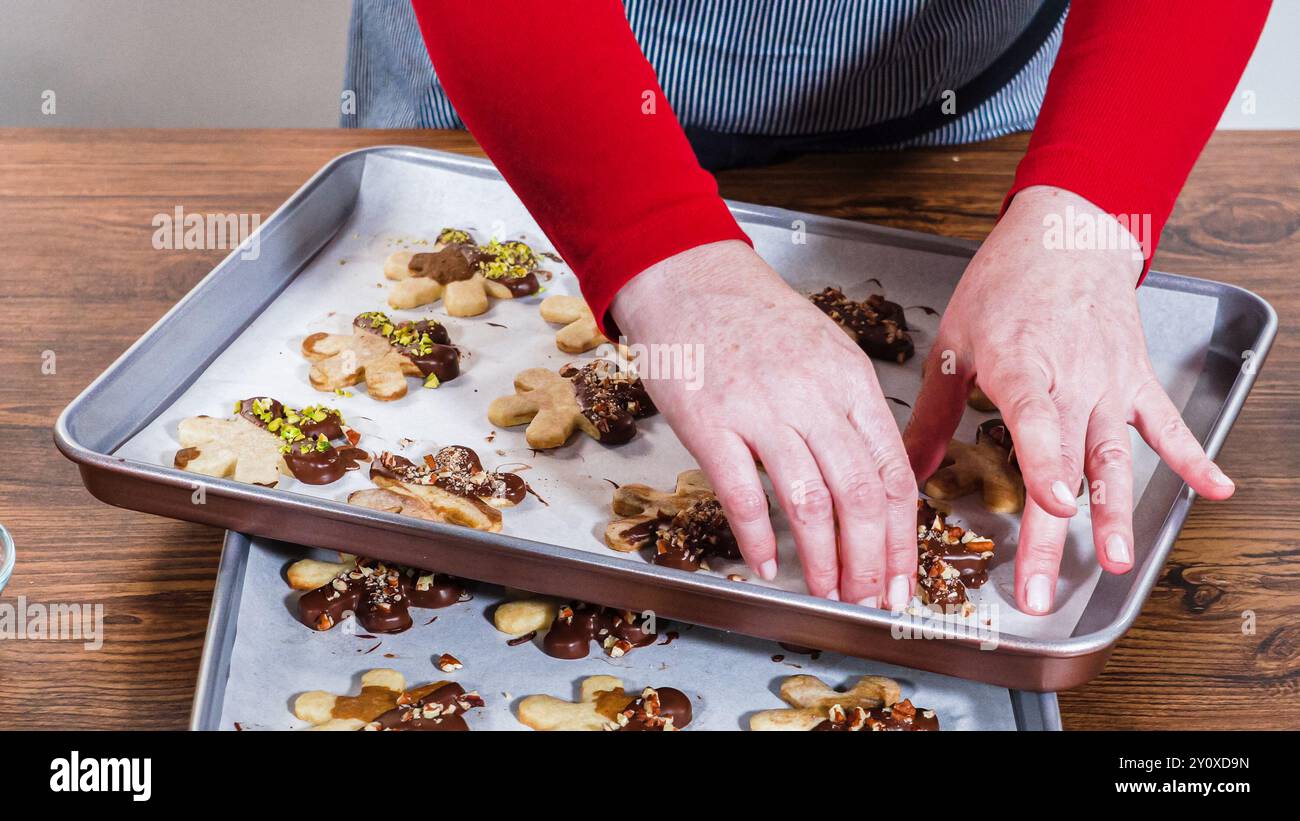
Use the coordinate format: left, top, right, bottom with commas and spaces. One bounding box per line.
887, 575, 911, 609
1051, 480, 1078, 510
1026, 574, 1053, 614
1210, 466, 1235, 487
826, 588, 840, 602
758, 559, 777, 581
857, 596, 879, 609
1105, 534, 1131, 565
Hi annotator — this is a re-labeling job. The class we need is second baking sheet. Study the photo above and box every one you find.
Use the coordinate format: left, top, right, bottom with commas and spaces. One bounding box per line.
213, 536, 1022, 731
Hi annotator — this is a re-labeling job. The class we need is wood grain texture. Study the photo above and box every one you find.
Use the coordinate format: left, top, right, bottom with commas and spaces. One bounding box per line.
0, 129, 1294, 730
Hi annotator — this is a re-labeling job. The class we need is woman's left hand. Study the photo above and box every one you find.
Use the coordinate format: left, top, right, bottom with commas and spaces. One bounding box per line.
904, 185, 1236, 615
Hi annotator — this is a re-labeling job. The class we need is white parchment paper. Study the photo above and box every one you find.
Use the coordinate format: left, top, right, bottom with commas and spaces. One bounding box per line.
116, 153, 1219, 643
217, 538, 1020, 731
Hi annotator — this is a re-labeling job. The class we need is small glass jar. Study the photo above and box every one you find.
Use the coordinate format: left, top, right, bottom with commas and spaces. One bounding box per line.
0, 524, 13, 594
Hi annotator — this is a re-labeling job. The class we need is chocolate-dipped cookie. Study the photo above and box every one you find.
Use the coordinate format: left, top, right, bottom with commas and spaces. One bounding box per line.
174, 397, 367, 487
488, 360, 656, 449
348, 446, 527, 533
286, 554, 466, 633
810, 286, 914, 363
383, 227, 549, 315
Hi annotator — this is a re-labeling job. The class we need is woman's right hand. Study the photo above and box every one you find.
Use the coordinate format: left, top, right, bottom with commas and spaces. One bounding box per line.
610, 240, 919, 608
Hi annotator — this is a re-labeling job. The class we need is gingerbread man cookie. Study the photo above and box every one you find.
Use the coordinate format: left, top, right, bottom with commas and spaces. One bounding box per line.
923, 418, 1025, 513
348, 446, 528, 533
174, 397, 366, 487
383, 228, 546, 316
294, 669, 484, 731
493, 596, 658, 659
487, 360, 655, 448
302, 312, 460, 401
915, 499, 997, 614
517, 675, 692, 731
287, 553, 466, 633
539, 295, 610, 353
749, 674, 936, 731
809, 286, 914, 363
604, 469, 744, 571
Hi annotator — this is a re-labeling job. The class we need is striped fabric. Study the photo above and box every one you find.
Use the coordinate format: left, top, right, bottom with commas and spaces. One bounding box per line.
343, 0, 1066, 147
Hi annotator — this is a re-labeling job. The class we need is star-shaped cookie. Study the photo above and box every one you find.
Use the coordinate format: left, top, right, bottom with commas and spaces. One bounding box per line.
383, 228, 547, 316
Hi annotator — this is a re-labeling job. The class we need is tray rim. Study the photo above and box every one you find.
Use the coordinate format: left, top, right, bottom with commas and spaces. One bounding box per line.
189, 531, 1061, 731
55, 145, 1278, 687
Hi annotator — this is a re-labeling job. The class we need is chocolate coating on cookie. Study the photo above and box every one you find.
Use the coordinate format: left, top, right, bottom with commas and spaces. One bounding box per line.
542, 603, 659, 660
559, 360, 656, 444
354, 312, 460, 383
916, 500, 996, 609
612, 687, 692, 731
812, 698, 938, 732
472, 238, 543, 297
619, 497, 740, 571
297, 557, 465, 634
810, 286, 914, 363
370, 447, 527, 506
364, 682, 484, 731
237, 396, 367, 485
409, 247, 475, 284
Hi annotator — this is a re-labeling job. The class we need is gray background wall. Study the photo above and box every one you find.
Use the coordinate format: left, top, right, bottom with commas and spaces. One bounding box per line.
1, 0, 1296, 129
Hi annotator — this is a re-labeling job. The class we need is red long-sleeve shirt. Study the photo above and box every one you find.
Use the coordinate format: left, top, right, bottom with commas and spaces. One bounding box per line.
413, 1, 1269, 321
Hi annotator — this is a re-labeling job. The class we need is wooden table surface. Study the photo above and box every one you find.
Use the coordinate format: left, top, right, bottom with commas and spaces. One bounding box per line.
1, 129, 1295, 730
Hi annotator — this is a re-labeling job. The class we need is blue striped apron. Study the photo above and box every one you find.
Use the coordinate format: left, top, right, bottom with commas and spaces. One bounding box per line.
343, 0, 1068, 169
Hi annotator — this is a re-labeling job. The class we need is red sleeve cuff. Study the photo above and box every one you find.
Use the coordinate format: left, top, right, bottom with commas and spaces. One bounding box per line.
578, 200, 751, 338
1000, 148, 1171, 285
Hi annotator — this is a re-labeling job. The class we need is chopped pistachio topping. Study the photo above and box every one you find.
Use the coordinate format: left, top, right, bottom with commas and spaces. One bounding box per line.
241, 399, 344, 454
424, 373, 441, 389
437, 227, 472, 247
357, 311, 396, 337
478, 239, 538, 279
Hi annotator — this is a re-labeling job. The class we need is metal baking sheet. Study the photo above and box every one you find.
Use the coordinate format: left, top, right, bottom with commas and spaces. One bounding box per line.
56, 146, 1277, 691
190, 531, 1061, 731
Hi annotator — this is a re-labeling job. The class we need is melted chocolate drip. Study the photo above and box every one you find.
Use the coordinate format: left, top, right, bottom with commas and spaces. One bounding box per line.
559, 360, 656, 444
297, 557, 465, 634
237, 397, 367, 485
916, 500, 996, 609
811, 699, 939, 732
370, 448, 527, 506
810, 287, 914, 363
353, 314, 460, 383
365, 682, 483, 731
542, 603, 659, 660
619, 498, 740, 572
